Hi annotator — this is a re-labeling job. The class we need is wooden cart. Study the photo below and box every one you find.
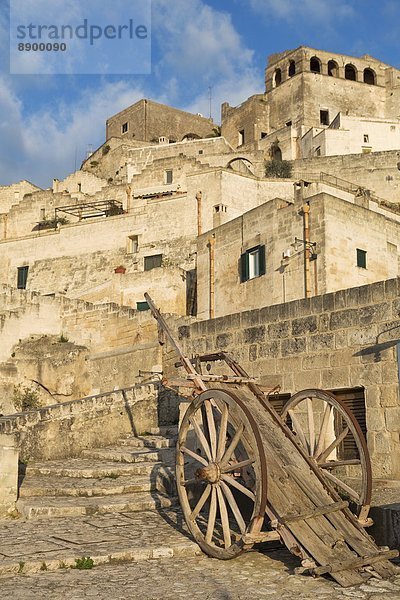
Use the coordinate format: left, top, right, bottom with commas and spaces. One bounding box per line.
145, 293, 399, 587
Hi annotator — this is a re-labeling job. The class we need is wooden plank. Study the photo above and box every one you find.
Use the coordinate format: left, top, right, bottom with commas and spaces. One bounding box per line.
314, 550, 399, 576
187, 374, 257, 383
285, 463, 399, 579
277, 500, 349, 525
243, 531, 281, 544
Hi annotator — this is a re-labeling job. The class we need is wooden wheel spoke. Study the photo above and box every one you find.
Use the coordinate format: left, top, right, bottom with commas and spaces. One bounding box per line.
190, 484, 212, 521
204, 400, 218, 460
319, 459, 361, 469
288, 409, 310, 453
322, 469, 360, 503
221, 458, 255, 474
315, 427, 349, 463
189, 417, 213, 462
220, 481, 246, 534
221, 474, 255, 501
205, 486, 217, 544
216, 402, 229, 462
181, 445, 208, 466
221, 423, 244, 468
307, 397, 316, 456
216, 486, 231, 548
314, 404, 333, 459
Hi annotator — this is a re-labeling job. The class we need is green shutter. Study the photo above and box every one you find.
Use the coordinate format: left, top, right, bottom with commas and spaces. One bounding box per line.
258, 245, 266, 276
240, 253, 249, 282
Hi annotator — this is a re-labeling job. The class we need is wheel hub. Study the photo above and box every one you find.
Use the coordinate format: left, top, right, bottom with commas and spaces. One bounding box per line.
196, 462, 221, 484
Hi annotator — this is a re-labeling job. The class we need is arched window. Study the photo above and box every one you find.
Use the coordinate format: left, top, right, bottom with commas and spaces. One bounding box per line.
363, 68, 376, 85
345, 64, 357, 81
328, 60, 338, 77
288, 60, 296, 77
310, 57, 321, 73
273, 68, 282, 87
271, 146, 282, 161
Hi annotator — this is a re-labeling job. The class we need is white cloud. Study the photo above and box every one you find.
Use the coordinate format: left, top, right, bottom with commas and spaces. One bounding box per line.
247, 0, 354, 23
153, 0, 256, 85
0, 78, 145, 187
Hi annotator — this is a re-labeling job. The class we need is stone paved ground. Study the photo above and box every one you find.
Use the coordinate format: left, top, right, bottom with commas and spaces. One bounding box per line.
1, 549, 400, 600
0, 509, 200, 575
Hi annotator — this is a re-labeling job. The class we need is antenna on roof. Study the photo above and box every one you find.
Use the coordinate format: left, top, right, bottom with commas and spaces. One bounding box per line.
208, 86, 213, 120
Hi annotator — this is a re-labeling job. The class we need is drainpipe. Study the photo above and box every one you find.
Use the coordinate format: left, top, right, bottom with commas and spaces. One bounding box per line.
196, 191, 202, 237
208, 234, 215, 319
302, 202, 312, 299
144, 99, 148, 141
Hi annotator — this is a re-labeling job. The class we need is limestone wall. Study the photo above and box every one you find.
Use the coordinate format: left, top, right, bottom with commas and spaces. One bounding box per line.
106, 99, 214, 143
170, 278, 400, 478
0, 181, 42, 213
0, 383, 159, 461
293, 150, 400, 203
0, 287, 161, 404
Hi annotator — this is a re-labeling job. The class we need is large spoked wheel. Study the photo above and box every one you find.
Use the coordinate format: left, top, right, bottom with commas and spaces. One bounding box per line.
281, 389, 372, 524
176, 388, 268, 559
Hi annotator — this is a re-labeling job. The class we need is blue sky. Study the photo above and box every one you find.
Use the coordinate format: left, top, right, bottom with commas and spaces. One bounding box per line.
1, 0, 399, 188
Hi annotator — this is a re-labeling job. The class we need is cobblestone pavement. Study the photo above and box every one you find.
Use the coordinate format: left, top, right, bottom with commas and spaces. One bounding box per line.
1, 548, 400, 600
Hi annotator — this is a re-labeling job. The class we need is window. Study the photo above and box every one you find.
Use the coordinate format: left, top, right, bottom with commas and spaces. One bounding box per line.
121, 122, 128, 134
240, 245, 266, 282
271, 145, 282, 161
328, 60, 338, 77
363, 68, 376, 85
320, 110, 329, 126
165, 170, 173, 184
345, 64, 357, 81
315, 146, 321, 156
17, 266, 29, 290
261, 132, 268, 139
136, 301, 150, 311
273, 68, 282, 87
144, 254, 163, 271
356, 248, 367, 269
238, 129, 245, 146
40, 208, 46, 220
330, 388, 366, 461
310, 57, 321, 73
285, 121, 292, 127
391, 126, 396, 132
363, 134, 369, 143
127, 235, 139, 254
288, 60, 296, 77
77, 183, 82, 192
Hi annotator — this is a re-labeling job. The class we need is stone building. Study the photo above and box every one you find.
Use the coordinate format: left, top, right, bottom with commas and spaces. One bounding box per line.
196, 181, 400, 319
222, 46, 400, 161
106, 99, 215, 144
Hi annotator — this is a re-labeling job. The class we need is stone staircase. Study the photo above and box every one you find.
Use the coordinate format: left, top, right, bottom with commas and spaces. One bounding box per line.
0, 427, 204, 576
16, 428, 178, 520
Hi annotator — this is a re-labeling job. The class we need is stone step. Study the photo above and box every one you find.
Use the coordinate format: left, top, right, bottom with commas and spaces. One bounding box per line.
0, 509, 200, 576
80, 446, 175, 464
17, 492, 176, 520
25, 458, 159, 479
19, 475, 154, 498
119, 435, 177, 449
